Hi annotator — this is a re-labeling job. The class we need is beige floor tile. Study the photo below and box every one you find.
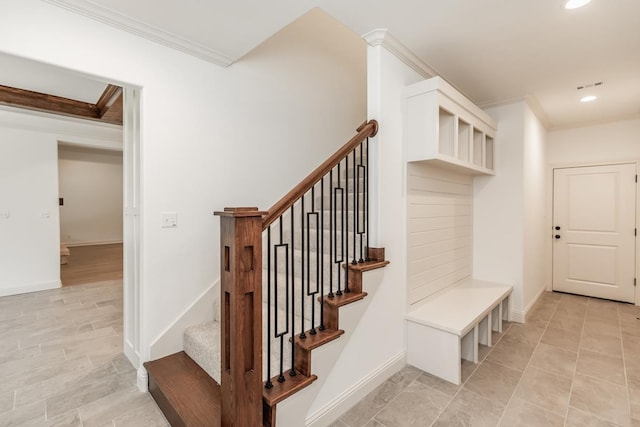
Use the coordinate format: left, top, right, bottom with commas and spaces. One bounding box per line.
503, 323, 546, 346
529, 342, 577, 379
0, 351, 69, 395
513, 367, 572, 415
540, 326, 581, 353
0, 391, 14, 413
0, 399, 46, 426
583, 318, 622, 338
621, 320, 640, 339
111, 400, 169, 427
46, 372, 135, 419
486, 337, 536, 371
339, 366, 420, 427
576, 349, 625, 386
364, 420, 385, 427
460, 359, 478, 383
554, 303, 587, 320
463, 360, 522, 405
329, 420, 349, 427
78, 386, 153, 427
628, 380, 640, 423
581, 330, 623, 358
414, 372, 460, 397
549, 312, 584, 333
432, 389, 505, 426
498, 398, 564, 426
374, 380, 450, 426
30, 409, 83, 427
569, 374, 631, 426
15, 363, 116, 408
565, 407, 619, 427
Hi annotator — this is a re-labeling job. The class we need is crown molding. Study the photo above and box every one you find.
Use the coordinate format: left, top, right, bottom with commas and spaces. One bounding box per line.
42, 0, 237, 67
362, 29, 438, 80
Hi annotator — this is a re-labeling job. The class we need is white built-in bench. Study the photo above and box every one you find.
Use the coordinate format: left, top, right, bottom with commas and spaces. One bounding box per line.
405, 279, 512, 385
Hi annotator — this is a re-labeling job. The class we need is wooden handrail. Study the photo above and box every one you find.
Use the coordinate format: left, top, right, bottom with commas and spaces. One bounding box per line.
262, 119, 378, 230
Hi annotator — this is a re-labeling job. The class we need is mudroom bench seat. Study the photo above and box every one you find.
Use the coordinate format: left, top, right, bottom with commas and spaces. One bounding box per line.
405, 279, 512, 385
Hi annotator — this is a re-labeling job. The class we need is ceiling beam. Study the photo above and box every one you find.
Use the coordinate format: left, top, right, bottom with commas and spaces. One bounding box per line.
95, 84, 123, 118
0, 84, 100, 120
0, 84, 123, 125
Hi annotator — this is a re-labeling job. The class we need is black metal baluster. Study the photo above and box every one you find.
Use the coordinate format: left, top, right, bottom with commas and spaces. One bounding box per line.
265, 226, 273, 389
300, 196, 306, 340
352, 148, 358, 265
358, 142, 365, 263
365, 137, 371, 261
308, 185, 318, 335
344, 156, 351, 293
289, 206, 296, 377
275, 218, 288, 383
329, 169, 334, 298
335, 161, 343, 296
319, 177, 326, 330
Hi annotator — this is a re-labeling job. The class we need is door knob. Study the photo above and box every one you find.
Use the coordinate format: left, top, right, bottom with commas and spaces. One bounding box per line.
555, 226, 561, 230
555, 235, 561, 239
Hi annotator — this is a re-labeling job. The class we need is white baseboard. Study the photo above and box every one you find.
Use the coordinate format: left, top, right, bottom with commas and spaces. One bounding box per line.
0, 279, 61, 297
511, 284, 547, 323
149, 280, 218, 360
63, 239, 123, 247
137, 366, 148, 392
305, 351, 406, 427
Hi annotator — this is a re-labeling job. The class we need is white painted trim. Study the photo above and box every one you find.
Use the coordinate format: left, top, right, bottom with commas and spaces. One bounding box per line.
63, 239, 123, 247
137, 366, 149, 392
479, 96, 552, 131
362, 29, 438, 80
149, 280, 218, 360
305, 351, 406, 427
0, 280, 61, 297
43, 0, 236, 67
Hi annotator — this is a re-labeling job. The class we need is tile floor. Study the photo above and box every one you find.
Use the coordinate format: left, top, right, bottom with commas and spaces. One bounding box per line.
331, 291, 640, 427
0, 280, 168, 427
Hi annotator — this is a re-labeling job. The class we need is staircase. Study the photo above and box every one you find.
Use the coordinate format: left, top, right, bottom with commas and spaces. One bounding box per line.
144, 120, 388, 426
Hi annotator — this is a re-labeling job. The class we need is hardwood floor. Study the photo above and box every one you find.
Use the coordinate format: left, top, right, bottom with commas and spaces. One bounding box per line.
61, 243, 123, 287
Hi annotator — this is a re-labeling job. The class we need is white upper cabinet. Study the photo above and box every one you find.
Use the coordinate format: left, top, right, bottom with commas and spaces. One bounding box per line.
404, 77, 497, 175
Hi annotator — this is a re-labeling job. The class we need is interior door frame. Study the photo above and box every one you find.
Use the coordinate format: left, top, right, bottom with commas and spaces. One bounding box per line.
547, 159, 639, 306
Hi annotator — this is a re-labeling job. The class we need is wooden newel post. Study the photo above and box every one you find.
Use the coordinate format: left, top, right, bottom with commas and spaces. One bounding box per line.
214, 207, 267, 426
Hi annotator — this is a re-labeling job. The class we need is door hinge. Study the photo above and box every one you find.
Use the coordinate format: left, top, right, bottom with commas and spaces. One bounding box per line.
635, 278, 637, 287
636, 174, 637, 183
635, 228, 637, 236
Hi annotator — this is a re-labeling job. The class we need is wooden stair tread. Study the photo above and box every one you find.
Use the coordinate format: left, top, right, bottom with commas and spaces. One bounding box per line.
324, 291, 368, 308
263, 373, 318, 407
144, 351, 221, 427
293, 328, 345, 351
348, 260, 390, 272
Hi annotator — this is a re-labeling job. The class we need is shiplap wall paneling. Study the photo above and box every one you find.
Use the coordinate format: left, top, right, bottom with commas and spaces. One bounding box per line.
407, 163, 473, 307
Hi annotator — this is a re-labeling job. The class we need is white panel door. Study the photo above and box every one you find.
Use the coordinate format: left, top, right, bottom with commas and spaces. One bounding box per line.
553, 164, 636, 303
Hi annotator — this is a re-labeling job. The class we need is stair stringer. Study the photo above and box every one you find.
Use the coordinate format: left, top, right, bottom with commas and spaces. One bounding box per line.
272, 267, 404, 427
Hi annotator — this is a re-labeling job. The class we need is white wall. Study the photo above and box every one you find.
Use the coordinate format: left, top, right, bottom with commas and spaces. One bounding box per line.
0, 2, 366, 368
474, 102, 526, 317
407, 163, 473, 307
0, 107, 122, 297
474, 101, 549, 320
547, 117, 640, 305
305, 41, 425, 426
548, 118, 640, 164
523, 105, 548, 310
58, 146, 123, 246
0, 127, 60, 296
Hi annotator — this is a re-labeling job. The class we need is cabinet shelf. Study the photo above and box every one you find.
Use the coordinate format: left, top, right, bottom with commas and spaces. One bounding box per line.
404, 77, 497, 175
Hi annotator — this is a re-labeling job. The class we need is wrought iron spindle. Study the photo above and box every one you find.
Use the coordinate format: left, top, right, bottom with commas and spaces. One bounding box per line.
365, 137, 371, 261
266, 227, 273, 389
335, 162, 343, 296
358, 142, 366, 263
300, 196, 306, 340
344, 156, 351, 293
329, 169, 334, 298
319, 177, 326, 330
289, 206, 296, 377
274, 217, 289, 383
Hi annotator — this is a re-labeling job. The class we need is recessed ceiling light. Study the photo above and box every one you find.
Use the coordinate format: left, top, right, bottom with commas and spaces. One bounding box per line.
580, 95, 597, 103
565, 0, 592, 9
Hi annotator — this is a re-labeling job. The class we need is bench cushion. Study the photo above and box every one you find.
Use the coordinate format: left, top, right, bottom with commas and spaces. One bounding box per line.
405, 279, 511, 336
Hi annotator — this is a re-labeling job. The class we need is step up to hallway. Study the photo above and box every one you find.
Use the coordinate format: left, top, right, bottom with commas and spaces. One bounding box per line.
144, 352, 221, 427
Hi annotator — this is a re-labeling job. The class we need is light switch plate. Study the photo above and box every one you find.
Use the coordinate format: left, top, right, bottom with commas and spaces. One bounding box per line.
161, 212, 178, 228
0, 209, 9, 219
